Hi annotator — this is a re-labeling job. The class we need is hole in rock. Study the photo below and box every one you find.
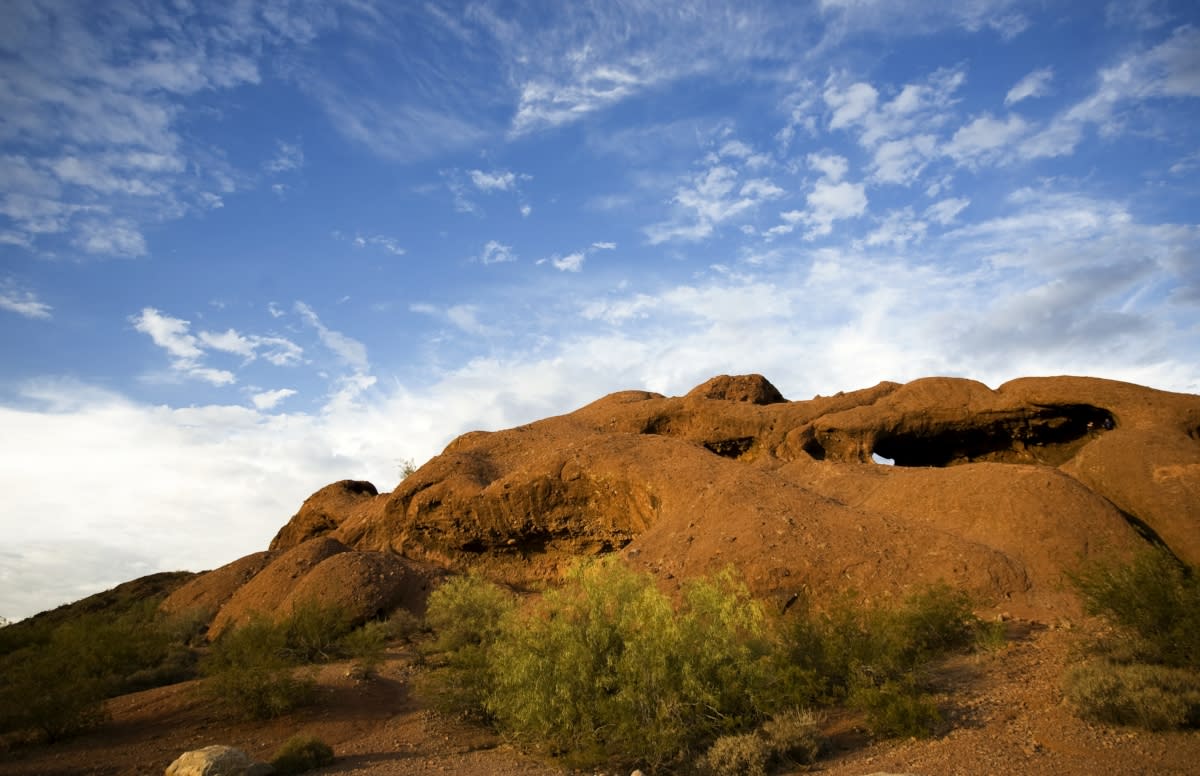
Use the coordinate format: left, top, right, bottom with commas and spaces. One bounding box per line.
872, 404, 1115, 468
703, 437, 756, 459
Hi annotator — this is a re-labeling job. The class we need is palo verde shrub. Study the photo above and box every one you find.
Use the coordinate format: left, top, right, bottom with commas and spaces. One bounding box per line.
1065, 659, 1200, 731
424, 562, 985, 767
420, 573, 517, 715
201, 616, 316, 719
1064, 550, 1200, 730
1069, 549, 1200, 669
271, 734, 335, 774
0, 599, 194, 741
484, 561, 782, 769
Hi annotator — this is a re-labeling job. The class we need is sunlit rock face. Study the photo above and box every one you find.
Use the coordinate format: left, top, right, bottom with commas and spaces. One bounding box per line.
186, 374, 1199, 626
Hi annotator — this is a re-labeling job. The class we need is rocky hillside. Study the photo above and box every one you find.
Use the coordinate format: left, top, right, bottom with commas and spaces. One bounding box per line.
165, 374, 1200, 630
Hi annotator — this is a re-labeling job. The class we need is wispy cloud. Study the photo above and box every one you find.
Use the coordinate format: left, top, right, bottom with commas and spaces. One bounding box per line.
265, 141, 304, 173
251, 388, 297, 410
0, 280, 52, 320
537, 241, 616, 273
1005, 67, 1054, 105
294, 301, 370, 372
479, 240, 517, 265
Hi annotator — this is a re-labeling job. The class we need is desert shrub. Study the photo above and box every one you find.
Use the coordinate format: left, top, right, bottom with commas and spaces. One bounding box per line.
848, 675, 942, 738
421, 574, 517, 715
1065, 659, 1200, 730
271, 734, 335, 774
1069, 549, 1200, 669
761, 707, 823, 765
701, 732, 771, 776
700, 708, 822, 776
485, 560, 780, 769
201, 617, 316, 719
776, 584, 978, 738
0, 599, 196, 741
282, 600, 355, 663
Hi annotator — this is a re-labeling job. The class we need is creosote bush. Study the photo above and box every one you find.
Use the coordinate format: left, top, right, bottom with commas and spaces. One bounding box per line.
1065, 549, 1200, 730
271, 734, 335, 774
422, 560, 986, 770
0, 598, 197, 742
201, 600, 400, 719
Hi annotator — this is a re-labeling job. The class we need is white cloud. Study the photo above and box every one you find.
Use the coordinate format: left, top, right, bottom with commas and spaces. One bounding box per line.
133, 308, 203, 362
646, 164, 786, 245
807, 152, 849, 182
826, 81, 878, 129
1005, 67, 1054, 105
294, 301, 370, 372
1022, 26, 1200, 160
480, 240, 517, 265
348, 233, 406, 255
925, 197, 970, 225
802, 179, 869, 238
469, 169, 518, 191
551, 252, 586, 272
870, 134, 937, 184
0, 281, 52, 320
199, 329, 256, 359
265, 141, 304, 173
251, 388, 297, 410
861, 208, 927, 248
74, 219, 148, 257
945, 113, 1029, 166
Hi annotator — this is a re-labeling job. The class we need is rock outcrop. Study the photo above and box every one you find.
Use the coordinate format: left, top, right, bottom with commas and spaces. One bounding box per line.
178, 374, 1200, 628
164, 745, 270, 776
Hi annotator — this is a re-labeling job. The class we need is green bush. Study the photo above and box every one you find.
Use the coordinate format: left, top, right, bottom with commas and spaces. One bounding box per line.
423, 563, 981, 765
701, 732, 771, 776
0, 599, 195, 741
1070, 549, 1200, 669
1065, 659, 1200, 730
421, 574, 517, 715
271, 734, 335, 774
760, 707, 823, 765
700, 708, 822, 776
484, 561, 780, 769
201, 617, 316, 719
848, 675, 942, 738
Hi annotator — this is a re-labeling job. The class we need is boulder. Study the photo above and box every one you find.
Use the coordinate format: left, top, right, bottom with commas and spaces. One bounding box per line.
164, 745, 270, 776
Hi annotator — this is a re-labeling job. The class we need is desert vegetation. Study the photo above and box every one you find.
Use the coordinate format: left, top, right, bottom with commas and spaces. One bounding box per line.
0, 595, 200, 742
1064, 549, 1200, 730
420, 558, 996, 772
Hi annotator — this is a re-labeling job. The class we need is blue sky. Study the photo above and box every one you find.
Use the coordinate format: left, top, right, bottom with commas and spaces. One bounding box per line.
1, 0, 1198, 619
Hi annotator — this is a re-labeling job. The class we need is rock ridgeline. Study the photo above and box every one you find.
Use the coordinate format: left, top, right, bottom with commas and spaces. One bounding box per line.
163, 374, 1200, 630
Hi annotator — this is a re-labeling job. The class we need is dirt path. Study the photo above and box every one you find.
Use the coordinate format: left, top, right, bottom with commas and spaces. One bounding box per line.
2, 623, 1198, 776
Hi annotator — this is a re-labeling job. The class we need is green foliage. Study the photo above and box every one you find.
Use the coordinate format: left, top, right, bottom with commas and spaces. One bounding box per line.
485, 561, 782, 768
1064, 660, 1200, 731
1064, 550, 1200, 731
0, 598, 194, 741
700, 708, 823, 776
1069, 549, 1200, 669
280, 600, 355, 663
700, 732, 771, 776
778, 583, 979, 737
421, 574, 518, 715
760, 707, 824, 765
201, 615, 317, 719
423, 562, 983, 767
271, 734, 335, 774
848, 676, 942, 738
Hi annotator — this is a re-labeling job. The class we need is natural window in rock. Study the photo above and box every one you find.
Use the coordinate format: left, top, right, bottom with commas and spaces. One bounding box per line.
872, 404, 1116, 468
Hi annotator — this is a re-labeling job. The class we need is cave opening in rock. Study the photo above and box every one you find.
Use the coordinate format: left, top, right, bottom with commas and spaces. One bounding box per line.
703, 437, 756, 459
872, 404, 1116, 468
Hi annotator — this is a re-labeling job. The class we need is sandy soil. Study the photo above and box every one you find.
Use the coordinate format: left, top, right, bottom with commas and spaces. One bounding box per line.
2, 619, 1198, 776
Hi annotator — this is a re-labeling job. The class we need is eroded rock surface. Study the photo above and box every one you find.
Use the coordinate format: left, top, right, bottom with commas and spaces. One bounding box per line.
217, 375, 1200, 622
